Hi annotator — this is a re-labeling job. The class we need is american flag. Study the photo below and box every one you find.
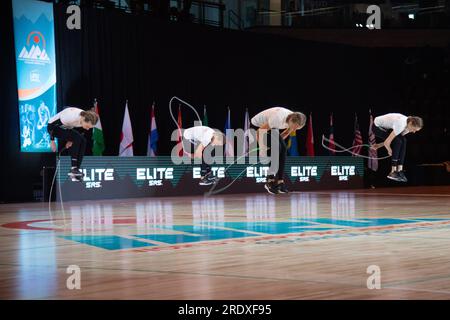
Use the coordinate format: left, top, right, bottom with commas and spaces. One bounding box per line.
352, 113, 363, 156
328, 113, 335, 155
368, 109, 378, 171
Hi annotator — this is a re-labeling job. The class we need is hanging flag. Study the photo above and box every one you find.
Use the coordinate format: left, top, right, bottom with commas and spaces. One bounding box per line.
328, 113, 335, 155
224, 107, 234, 157
176, 105, 183, 157
368, 109, 378, 171
203, 105, 208, 126
352, 113, 363, 156
147, 102, 158, 157
92, 98, 105, 156
306, 113, 315, 157
119, 100, 134, 157
243, 108, 250, 156
287, 130, 299, 156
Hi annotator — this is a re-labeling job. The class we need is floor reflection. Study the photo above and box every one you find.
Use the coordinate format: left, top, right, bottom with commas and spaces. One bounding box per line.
18, 228, 57, 298
331, 193, 356, 220
69, 204, 114, 231
192, 198, 225, 225
14, 192, 445, 252
246, 195, 276, 221
135, 200, 174, 230
290, 193, 318, 220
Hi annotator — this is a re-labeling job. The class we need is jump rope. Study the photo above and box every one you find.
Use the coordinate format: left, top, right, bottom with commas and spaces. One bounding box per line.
169, 96, 392, 196
321, 135, 391, 160
169, 96, 269, 196
49, 146, 68, 228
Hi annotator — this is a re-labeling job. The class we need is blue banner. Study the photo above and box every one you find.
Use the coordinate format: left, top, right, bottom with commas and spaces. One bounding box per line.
12, 0, 57, 152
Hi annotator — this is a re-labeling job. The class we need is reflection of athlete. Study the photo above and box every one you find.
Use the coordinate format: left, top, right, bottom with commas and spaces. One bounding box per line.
251, 107, 306, 195
47, 107, 98, 182
183, 126, 224, 186
371, 113, 423, 182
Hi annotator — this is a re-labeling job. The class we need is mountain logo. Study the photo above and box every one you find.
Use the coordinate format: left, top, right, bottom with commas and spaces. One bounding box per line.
18, 31, 50, 65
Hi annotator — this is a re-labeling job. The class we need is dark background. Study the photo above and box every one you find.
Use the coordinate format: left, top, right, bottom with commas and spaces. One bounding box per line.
1, 1, 449, 202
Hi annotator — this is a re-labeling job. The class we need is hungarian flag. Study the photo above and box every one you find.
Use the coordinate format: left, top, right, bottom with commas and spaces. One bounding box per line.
147, 102, 158, 157
203, 105, 208, 126
224, 107, 234, 157
352, 113, 363, 156
119, 101, 134, 157
287, 130, 299, 156
328, 113, 335, 155
176, 105, 183, 157
243, 108, 250, 155
92, 98, 105, 156
306, 113, 315, 157
368, 109, 378, 171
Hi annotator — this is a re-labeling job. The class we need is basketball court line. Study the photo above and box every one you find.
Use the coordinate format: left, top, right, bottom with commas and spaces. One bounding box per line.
2, 261, 450, 297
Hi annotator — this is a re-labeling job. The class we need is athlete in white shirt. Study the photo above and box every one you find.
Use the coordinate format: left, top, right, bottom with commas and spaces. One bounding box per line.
372, 113, 423, 182
183, 126, 224, 185
47, 107, 98, 181
251, 107, 306, 194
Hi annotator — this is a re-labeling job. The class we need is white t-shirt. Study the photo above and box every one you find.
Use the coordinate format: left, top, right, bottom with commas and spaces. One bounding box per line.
48, 107, 84, 129
251, 107, 293, 129
374, 113, 409, 136
183, 126, 215, 147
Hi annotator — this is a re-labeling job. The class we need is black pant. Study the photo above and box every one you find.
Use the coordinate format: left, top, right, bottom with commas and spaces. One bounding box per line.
47, 123, 86, 168
266, 129, 287, 181
201, 146, 214, 177
373, 126, 407, 166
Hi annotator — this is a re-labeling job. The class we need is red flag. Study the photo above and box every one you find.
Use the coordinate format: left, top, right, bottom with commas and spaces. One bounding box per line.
352, 113, 363, 156
306, 113, 315, 157
176, 105, 183, 157
328, 113, 335, 155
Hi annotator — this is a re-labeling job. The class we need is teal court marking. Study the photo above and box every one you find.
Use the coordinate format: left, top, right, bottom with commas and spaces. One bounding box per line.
290, 218, 433, 228
60, 235, 155, 250
59, 218, 450, 251
134, 228, 255, 244
132, 234, 204, 244
204, 221, 339, 234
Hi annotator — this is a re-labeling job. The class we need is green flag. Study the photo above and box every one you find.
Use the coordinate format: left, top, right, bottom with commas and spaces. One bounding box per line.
203, 105, 208, 126
92, 99, 105, 156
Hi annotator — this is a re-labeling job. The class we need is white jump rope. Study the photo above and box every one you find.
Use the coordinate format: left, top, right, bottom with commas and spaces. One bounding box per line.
321, 135, 391, 160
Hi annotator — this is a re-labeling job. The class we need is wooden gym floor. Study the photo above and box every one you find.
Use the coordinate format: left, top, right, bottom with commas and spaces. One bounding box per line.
0, 186, 449, 299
